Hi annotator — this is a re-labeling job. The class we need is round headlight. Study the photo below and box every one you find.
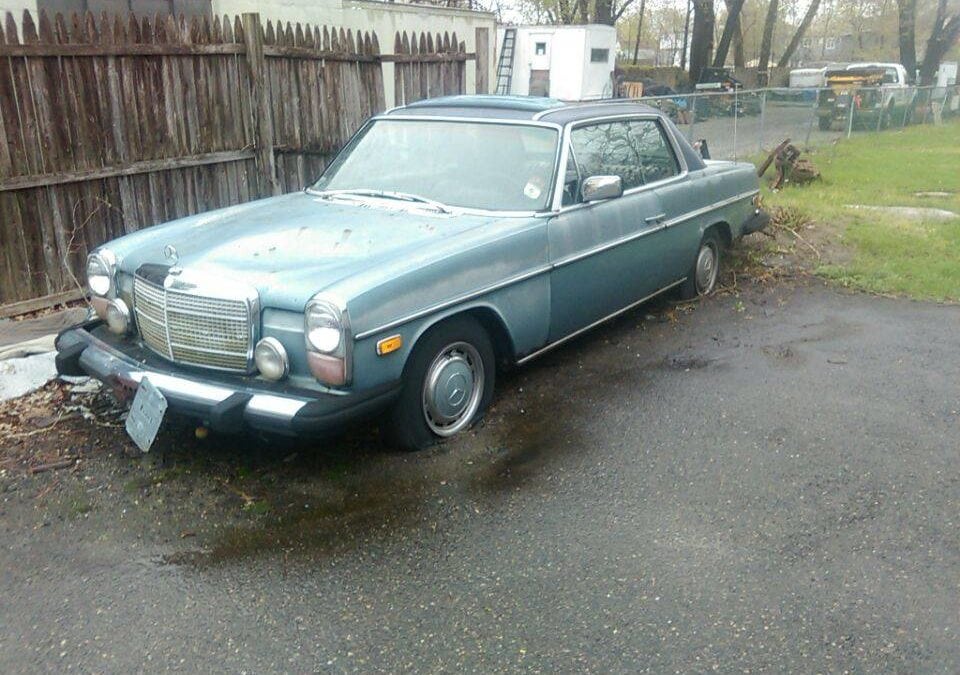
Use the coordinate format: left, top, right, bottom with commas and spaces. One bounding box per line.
305, 302, 342, 353
86, 250, 116, 297
255, 337, 289, 381
104, 299, 130, 335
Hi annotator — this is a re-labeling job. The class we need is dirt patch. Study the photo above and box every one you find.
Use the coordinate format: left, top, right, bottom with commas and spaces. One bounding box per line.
728, 205, 856, 283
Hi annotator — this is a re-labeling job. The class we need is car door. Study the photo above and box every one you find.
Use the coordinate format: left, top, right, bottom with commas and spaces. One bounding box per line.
546, 117, 674, 342
637, 120, 698, 282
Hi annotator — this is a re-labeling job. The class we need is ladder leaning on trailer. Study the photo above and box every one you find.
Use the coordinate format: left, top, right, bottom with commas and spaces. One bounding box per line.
495, 28, 516, 95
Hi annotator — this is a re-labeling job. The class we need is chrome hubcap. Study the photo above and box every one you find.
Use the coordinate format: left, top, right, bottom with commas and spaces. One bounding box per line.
422, 341, 484, 437
695, 243, 718, 295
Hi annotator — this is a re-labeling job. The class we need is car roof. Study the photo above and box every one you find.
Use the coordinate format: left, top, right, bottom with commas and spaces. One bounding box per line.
386, 95, 663, 123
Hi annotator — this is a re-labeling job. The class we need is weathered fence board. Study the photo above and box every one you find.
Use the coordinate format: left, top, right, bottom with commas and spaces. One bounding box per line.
392, 30, 468, 106
0, 10, 472, 307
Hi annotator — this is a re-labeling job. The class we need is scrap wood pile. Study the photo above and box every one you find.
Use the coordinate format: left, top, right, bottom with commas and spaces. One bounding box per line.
757, 139, 820, 189
0, 380, 123, 476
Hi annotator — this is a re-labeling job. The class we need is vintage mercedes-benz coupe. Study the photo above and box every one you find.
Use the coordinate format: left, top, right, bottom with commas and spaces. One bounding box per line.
56, 96, 768, 450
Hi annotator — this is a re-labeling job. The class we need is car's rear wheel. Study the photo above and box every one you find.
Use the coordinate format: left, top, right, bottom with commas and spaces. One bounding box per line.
382, 316, 495, 451
818, 116, 832, 131
679, 230, 722, 300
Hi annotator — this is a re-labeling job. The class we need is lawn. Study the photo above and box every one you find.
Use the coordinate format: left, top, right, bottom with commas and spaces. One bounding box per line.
761, 120, 960, 301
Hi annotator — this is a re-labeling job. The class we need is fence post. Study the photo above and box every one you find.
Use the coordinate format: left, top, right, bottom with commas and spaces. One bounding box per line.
241, 13, 280, 196
732, 88, 739, 160
475, 27, 489, 95
803, 90, 817, 148
758, 89, 767, 152
846, 94, 855, 138
688, 94, 697, 142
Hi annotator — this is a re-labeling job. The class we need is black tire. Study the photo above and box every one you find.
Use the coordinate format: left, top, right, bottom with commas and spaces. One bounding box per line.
679, 230, 722, 300
382, 315, 495, 451
818, 116, 832, 131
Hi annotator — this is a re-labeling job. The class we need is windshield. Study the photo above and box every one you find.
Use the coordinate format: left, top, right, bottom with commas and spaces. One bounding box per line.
311, 119, 560, 212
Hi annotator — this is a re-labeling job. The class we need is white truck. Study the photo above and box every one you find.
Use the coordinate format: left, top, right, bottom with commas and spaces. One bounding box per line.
816, 62, 912, 130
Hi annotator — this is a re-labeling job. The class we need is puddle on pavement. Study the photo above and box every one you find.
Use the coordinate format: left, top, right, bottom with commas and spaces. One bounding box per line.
155, 359, 609, 568
138, 301, 680, 568
164, 390, 588, 567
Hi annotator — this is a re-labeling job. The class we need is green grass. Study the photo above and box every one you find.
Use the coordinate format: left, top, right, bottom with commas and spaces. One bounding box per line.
762, 120, 960, 301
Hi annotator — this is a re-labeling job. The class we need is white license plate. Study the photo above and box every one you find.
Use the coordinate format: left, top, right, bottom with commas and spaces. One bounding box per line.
125, 377, 168, 453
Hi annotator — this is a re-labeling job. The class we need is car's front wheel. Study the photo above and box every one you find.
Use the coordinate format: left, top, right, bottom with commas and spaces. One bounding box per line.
383, 316, 495, 451
679, 230, 722, 300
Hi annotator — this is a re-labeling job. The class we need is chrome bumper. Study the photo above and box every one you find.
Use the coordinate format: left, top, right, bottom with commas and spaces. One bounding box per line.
55, 324, 399, 436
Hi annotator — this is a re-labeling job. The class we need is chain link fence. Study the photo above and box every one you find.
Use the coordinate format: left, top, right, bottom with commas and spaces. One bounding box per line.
632, 85, 960, 161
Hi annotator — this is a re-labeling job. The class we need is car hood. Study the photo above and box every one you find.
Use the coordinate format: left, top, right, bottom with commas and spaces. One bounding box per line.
109, 192, 501, 310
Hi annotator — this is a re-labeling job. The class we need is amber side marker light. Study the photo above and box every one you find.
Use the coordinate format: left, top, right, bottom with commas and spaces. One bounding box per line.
377, 334, 403, 356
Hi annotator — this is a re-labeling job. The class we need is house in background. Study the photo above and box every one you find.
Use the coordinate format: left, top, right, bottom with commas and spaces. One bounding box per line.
793, 31, 888, 67
657, 32, 689, 68
495, 24, 617, 100
0, 0, 495, 108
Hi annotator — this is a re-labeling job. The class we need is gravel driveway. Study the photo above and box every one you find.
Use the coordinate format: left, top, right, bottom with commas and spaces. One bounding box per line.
1, 278, 958, 672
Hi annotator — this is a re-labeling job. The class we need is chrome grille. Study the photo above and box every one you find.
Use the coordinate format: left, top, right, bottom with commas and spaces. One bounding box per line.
133, 274, 255, 372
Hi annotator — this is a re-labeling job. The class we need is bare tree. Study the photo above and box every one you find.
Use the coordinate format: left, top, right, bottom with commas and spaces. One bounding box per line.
918, 0, 960, 84
776, 0, 822, 67
713, 0, 745, 67
731, 0, 746, 68
896, 0, 918, 78
689, 0, 715, 82
757, 0, 779, 84
596, 0, 637, 25
632, 0, 648, 64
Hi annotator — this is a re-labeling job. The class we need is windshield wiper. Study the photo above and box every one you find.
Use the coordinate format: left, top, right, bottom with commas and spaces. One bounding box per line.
308, 188, 453, 214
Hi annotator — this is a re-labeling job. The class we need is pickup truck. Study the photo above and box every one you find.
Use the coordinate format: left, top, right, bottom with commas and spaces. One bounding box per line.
816, 62, 912, 130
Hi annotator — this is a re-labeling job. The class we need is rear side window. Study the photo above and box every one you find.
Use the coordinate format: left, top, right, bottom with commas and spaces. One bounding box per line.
568, 119, 680, 198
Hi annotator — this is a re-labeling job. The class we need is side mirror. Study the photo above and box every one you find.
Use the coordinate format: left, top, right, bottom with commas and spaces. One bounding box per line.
581, 175, 623, 202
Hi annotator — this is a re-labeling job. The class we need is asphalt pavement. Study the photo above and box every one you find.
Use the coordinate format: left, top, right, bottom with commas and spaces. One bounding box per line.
1, 278, 958, 673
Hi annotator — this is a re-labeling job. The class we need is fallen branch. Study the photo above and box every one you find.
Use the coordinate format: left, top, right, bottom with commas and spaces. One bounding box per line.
7, 413, 72, 440
216, 477, 256, 506
29, 457, 78, 474
784, 225, 822, 260
34, 479, 59, 499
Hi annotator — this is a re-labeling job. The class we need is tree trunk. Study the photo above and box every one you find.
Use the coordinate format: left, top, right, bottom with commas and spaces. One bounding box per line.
595, 0, 614, 25
776, 0, 821, 68
689, 0, 715, 83
732, 10, 745, 67
632, 0, 647, 64
918, 0, 960, 85
757, 0, 779, 85
680, 0, 692, 70
897, 0, 917, 80
713, 0, 745, 67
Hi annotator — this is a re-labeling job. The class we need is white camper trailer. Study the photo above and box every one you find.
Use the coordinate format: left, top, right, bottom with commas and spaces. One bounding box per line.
495, 24, 617, 100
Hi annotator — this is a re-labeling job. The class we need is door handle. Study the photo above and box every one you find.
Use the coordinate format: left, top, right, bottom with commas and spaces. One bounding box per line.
645, 213, 666, 224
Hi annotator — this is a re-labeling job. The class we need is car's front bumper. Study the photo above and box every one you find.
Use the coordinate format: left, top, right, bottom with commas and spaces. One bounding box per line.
55, 323, 399, 436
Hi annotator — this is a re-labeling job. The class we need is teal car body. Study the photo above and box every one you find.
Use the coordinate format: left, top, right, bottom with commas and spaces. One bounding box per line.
56, 95, 767, 444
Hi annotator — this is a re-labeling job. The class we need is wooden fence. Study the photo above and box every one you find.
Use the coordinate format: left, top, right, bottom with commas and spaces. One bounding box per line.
0, 10, 471, 309
393, 30, 466, 106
